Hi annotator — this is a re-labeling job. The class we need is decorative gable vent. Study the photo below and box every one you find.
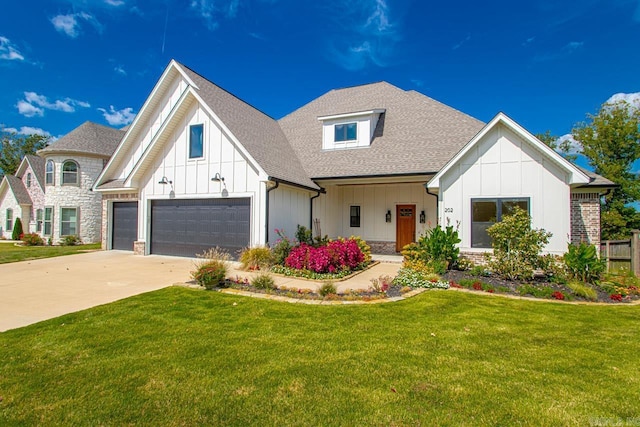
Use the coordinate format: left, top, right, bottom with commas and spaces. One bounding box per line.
318, 109, 385, 150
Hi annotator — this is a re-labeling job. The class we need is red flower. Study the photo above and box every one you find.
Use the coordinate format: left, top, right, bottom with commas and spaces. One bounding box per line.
552, 291, 565, 300
610, 293, 623, 301
472, 283, 483, 291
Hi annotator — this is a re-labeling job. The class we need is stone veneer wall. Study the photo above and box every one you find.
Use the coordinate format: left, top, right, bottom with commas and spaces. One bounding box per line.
21, 163, 45, 233
101, 192, 139, 251
43, 155, 105, 244
570, 192, 601, 247
0, 191, 20, 239
367, 240, 397, 255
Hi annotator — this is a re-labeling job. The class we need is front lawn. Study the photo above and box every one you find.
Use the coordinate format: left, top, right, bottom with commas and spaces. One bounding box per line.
0, 242, 101, 264
1, 289, 638, 425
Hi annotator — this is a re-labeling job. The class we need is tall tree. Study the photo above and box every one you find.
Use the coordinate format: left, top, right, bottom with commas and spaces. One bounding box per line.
535, 130, 577, 162
572, 100, 640, 239
0, 132, 50, 178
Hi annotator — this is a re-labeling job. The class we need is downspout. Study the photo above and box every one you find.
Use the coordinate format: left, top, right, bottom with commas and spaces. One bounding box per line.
265, 180, 279, 245
310, 189, 323, 233
425, 187, 439, 226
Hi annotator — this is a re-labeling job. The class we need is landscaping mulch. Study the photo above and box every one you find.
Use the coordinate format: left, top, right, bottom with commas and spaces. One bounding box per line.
442, 269, 639, 303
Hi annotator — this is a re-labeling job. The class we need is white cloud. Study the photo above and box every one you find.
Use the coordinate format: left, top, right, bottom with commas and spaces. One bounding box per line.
98, 105, 136, 126
564, 41, 584, 52
104, 0, 125, 5
2, 126, 52, 137
0, 36, 25, 61
16, 100, 44, 117
556, 134, 582, 155
16, 92, 90, 117
452, 34, 471, 50
51, 12, 102, 38
189, 0, 245, 30
606, 92, 640, 110
327, 0, 402, 71
114, 65, 127, 75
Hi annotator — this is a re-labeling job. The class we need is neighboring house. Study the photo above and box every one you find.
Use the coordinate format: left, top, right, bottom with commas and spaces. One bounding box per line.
94, 60, 615, 258
0, 122, 124, 242
0, 155, 45, 239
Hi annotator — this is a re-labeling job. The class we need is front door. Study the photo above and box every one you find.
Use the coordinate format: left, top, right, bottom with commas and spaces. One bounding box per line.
396, 204, 416, 252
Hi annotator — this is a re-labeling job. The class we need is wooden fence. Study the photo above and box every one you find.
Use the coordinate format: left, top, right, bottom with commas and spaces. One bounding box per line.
600, 230, 640, 276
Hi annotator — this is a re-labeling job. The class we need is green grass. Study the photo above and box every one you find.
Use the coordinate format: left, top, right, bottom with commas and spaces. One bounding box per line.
1, 289, 639, 426
0, 242, 101, 264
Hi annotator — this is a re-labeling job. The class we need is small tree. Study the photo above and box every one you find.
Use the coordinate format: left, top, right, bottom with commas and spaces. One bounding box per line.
486, 207, 551, 281
12, 217, 23, 241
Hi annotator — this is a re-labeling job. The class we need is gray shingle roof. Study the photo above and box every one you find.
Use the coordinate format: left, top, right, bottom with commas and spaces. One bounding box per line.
39, 121, 124, 158
178, 63, 319, 190
577, 167, 617, 188
5, 175, 31, 205
24, 154, 45, 190
278, 82, 486, 179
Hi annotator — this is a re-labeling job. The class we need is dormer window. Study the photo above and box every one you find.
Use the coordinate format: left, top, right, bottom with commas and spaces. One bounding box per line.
318, 109, 385, 151
335, 123, 357, 142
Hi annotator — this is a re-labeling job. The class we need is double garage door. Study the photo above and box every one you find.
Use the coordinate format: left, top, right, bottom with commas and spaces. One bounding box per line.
112, 198, 250, 257
150, 198, 250, 257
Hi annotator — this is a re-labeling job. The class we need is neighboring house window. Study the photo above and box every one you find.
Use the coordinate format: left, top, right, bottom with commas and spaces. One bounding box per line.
60, 207, 78, 236
471, 198, 530, 248
350, 206, 361, 228
43, 207, 53, 236
5, 208, 12, 232
45, 160, 54, 185
189, 124, 204, 158
36, 209, 43, 233
26, 173, 31, 188
62, 161, 79, 185
334, 123, 357, 142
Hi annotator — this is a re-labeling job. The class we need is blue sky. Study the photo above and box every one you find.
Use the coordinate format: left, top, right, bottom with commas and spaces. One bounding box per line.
1, 0, 639, 157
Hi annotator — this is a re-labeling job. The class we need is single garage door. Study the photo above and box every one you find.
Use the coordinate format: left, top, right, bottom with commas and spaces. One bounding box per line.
112, 201, 138, 251
150, 198, 250, 257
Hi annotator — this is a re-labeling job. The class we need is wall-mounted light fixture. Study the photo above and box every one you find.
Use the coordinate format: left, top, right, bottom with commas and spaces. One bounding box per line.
158, 176, 172, 185
385, 210, 392, 223
419, 210, 426, 224
211, 172, 225, 183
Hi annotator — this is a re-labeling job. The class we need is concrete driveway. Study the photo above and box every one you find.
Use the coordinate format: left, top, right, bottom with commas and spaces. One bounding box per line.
0, 251, 194, 332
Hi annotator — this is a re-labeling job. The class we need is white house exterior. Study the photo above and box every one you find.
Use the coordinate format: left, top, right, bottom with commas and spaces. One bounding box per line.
94, 60, 614, 258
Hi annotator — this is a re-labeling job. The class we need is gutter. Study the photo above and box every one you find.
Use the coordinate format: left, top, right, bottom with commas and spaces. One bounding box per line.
264, 180, 279, 245
425, 187, 439, 226
310, 188, 324, 233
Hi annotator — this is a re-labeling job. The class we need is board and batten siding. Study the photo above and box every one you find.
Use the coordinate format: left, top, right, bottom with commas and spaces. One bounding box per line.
313, 182, 436, 242
268, 185, 312, 243
438, 123, 570, 254
136, 101, 266, 249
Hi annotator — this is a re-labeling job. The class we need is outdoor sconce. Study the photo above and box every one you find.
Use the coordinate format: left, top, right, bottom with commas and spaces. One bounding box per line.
420, 210, 426, 224
158, 176, 172, 185
211, 172, 225, 183
385, 210, 391, 223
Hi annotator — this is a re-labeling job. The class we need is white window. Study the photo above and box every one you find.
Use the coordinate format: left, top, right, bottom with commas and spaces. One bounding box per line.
471, 198, 530, 248
36, 209, 43, 233
5, 208, 12, 232
26, 173, 32, 188
43, 207, 53, 236
335, 123, 357, 142
45, 160, 54, 185
60, 207, 78, 236
62, 161, 79, 185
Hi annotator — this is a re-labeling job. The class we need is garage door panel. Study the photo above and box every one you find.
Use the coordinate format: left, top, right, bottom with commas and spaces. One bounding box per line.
112, 202, 138, 251
151, 198, 250, 258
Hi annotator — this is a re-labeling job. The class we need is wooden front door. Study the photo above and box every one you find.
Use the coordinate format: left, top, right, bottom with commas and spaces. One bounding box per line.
396, 205, 416, 252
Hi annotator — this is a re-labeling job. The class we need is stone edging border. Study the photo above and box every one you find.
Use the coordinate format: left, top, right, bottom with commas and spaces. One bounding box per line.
215, 287, 426, 304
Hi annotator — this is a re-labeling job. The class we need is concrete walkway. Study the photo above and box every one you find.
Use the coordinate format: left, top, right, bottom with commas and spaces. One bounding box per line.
0, 251, 402, 332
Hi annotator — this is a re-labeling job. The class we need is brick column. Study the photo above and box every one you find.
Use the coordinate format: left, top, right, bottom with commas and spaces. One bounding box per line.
570, 192, 601, 247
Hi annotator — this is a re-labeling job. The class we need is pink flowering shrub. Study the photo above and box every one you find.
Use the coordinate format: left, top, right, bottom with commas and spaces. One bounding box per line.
285, 238, 365, 274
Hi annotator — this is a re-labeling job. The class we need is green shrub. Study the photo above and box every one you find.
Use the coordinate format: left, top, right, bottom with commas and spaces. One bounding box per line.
60, 235, 81, 246
350, 235, 372, 264
539, 254, 568, 284
517, 284, 554, 299
239, 246, 274, 270
22, 233, 44, 246
251, 273, 276, 290
402, 223, 460, 272
192, 247, 231, 289
271, 229, 293, 265
566, 281, 598, 301
295, 225, 314, 246
318, 281, 337, 297
563, 242, 604, 284
12, 217, 23, 241
487, 207, 551, 281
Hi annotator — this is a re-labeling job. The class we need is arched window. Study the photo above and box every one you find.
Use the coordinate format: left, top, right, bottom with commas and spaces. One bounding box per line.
5, 208, 12, 232
45, 160, 54, 185
26, 173, 32, 188
62, 161, 79, 185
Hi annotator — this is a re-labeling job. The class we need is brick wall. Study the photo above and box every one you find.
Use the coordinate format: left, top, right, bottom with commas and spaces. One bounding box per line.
570, 192, 601, 247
